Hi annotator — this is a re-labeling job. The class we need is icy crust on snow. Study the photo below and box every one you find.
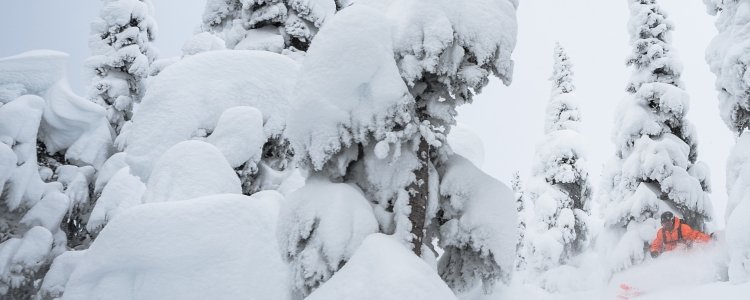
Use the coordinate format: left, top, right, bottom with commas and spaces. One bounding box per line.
307, 234, 457, 300
438, 155, 517, 294
61, 192, 289, 300
0, 50, 114, 168
143, 141, 241, 203
123, 50, 298, 179
286, 4, 412, 173
277, 177, 378, 297
705, 0, 750, 133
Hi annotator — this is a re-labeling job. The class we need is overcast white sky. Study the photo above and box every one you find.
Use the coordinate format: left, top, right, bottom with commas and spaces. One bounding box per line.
0, 0, 733, 226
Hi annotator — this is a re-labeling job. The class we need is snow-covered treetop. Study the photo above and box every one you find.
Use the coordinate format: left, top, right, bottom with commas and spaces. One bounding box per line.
705, 0, 750, 134
551, 42, 575, 95
626, 0, 682, 94
87, 0, 158, 133
545, 44, 581, 134
201, 0, 337, 51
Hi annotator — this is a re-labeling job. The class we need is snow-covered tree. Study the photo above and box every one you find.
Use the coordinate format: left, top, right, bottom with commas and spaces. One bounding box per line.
87, 0, 157, 134
285, 0, 519, 296
0, 51, 113, 298
704, 0, 750, 284
520, 44, 591, 273
598, 0, 712, 271
200, 0, 341, 53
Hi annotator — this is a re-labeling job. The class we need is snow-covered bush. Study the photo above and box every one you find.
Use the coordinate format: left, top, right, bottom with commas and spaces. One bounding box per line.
200, 0, 340, 52
277, 177, 378, 298
598, 0, 712, 272
521, 44, 591, 275
287, 0, 518, 295
0, 51, 114, 298
87, 0, 158, 134
704, 0, 750, 283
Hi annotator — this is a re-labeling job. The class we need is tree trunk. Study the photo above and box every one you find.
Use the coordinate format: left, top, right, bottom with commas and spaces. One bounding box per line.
407, 137, 430, 256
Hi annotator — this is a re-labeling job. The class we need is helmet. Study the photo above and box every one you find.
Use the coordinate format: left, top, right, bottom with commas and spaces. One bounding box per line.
660, 211, 674, 224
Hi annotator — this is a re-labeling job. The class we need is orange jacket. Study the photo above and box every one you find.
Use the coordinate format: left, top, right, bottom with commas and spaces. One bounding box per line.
650, 217, 710, 254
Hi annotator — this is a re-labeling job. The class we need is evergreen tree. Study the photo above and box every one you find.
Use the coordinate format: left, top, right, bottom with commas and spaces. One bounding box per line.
598, 0, 711, 271
705, 0, 750, 283
87, 0, 157, 134
521, 43, 591, 273
285, 0, 519, 295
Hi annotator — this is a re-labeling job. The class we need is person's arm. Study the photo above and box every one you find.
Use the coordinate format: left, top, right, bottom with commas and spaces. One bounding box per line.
650, 229, 663, 256
683, 224, 711, 243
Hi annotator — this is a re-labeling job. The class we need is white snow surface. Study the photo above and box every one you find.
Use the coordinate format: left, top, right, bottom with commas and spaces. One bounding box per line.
307, 233, 457, 300
142, 141, 240, 203
61, 192, 289, 300
124, 50, 298, 179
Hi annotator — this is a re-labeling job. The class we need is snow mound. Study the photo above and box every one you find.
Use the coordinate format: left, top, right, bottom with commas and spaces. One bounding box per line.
439, 155, 517, 293
142, 141, 240, 203
182, 32, 226, 56
307, 233, 457, 300
124, 50, 298, 179
61, 192, 289, 300
447, 124, 485, 168
277, 177, 379, 296
206, 106, 265, 168
87, 167, 146, 232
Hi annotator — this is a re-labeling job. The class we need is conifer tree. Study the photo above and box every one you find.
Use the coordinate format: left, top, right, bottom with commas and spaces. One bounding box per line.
599, 0, 711, 271
87, 0, 158, 134
522, 43, 591, 272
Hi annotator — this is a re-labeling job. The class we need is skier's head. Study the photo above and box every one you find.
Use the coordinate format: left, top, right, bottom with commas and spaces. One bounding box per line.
660, 211, 674, 230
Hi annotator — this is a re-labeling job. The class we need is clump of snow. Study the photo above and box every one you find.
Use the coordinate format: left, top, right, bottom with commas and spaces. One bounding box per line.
142, 141, 240, 203
87, 167, 146, 232
61, 192, 289, 300
447, 124, 485, 168
206, 106, 265, 168
277, 176, 379, 297
182, 32, 226, 56
286, 3, 412, 173
39, 250, 87, 299
705, 0, 750, 134
307, 234, 457, 300
0, 50, 114, 168
123, 50, 298, 179
438, 155, 517, 294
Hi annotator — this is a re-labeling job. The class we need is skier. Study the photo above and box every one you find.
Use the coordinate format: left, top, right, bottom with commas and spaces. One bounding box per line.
649, 211, 711, 258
